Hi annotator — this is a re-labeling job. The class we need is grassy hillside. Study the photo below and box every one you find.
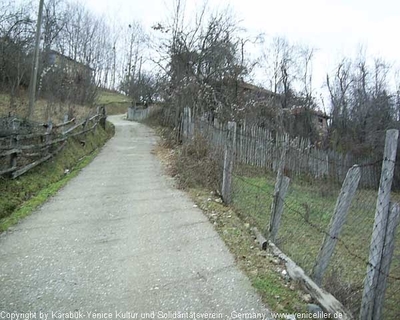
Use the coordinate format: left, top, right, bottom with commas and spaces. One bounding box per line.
96, 89, 130, 115
96, 89, 129, 104
0, 89, 130, 122
231, 171, 400, 318
0, 92, 93, 122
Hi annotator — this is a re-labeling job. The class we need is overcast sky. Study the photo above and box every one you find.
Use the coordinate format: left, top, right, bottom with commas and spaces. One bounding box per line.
81, 0, 400, 98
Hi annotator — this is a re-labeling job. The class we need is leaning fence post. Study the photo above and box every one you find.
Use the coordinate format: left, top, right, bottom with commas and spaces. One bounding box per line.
63, 114, 69, 134
372, 202, 400, 320
222, 121, 236, 204
268, 145, 290, 242
360, 129, 398, 320
311, 165, 361, 285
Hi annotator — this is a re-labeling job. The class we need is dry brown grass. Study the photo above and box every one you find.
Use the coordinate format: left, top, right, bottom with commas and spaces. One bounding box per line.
0, 92, 93, 122
152, 133, 308, 315
174, 134, 223, 191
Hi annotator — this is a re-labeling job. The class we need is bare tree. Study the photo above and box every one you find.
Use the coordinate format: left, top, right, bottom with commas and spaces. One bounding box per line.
152, 0, 253, 125
326, 58, 353, 146
327, 53, 397, 155
0, 1, 34, 112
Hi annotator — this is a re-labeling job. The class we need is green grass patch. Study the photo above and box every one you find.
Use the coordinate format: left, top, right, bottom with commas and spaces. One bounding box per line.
231, 167, 400, 317
96, 90, 130, 115
155, 137, 309, 315
154, 131, 399, 318
188, 188, 308, 315
97, 90, 129, 105
0, 122, 114, 231
0, 150, 99, 231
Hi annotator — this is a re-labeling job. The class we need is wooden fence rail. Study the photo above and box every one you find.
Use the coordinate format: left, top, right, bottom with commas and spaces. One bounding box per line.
128, 106, 381, 188
131, 106, 399, 319
0, 108, 106, 179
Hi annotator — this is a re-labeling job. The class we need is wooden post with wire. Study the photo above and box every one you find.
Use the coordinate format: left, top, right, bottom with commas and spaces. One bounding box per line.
222, 121, 236, 204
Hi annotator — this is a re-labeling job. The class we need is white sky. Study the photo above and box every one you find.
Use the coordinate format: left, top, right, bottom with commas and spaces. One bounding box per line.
82, 0, 400, 96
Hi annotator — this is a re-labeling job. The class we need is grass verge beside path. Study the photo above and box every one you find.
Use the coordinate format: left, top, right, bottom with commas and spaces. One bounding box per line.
0, 122, 114, 232
153, 139, 309, 316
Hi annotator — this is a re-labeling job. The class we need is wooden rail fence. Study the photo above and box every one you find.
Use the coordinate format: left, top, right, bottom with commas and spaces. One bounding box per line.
130, 105, 400, 319
0, 107, 106, 179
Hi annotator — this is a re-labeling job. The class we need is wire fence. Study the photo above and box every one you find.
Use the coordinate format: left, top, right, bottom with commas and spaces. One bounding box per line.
130, 106, 400, 320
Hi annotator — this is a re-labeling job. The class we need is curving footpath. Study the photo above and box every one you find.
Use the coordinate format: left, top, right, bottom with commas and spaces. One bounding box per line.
0, 115, 271, 320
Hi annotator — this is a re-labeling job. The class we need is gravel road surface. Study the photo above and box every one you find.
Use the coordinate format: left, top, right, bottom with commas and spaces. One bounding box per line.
0, 115, 271, 320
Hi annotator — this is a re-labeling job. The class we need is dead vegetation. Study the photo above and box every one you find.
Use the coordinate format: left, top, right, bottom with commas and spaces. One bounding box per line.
152, 130, 309, 315
0, 92, 93, 122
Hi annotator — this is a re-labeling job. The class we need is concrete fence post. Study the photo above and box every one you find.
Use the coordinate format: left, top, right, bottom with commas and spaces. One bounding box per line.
360, 129, 399, 320
222, 121, 236, 204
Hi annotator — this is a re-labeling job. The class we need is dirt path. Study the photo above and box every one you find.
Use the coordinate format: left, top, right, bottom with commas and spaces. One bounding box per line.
0, 115, 271, 319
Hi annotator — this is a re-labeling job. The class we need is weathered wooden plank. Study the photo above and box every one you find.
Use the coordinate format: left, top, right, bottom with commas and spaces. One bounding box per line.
22, 145, 50, 157
0, 166, 17, 176
0, 148, 22, 157
63, 119, 86, 135
19, 136, 67, 150
269, 176, 290, 242
68, 122, 98, 138
312, 165, 361, 285
372, 202, 400, 320
252, 227, 267, 250
268, 145, 288, 240
45, 121, 53, 155
182, 107, 190, 141
53, 117, 76, 128
16, 131, 49, 141
222, 121, 236, 204
360, 129, 398, 320
12, 141, 67, 179
268, 241, 353, 320
9, 135, 18, 174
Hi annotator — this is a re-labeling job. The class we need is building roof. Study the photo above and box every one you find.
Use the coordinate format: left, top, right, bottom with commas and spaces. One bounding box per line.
237, 81, 278, 96
288, 107, 330, 119
48, 50, 95, 71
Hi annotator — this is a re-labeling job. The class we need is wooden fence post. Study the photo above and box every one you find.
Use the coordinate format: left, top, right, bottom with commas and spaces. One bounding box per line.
360, 129, 399, 320
182, 107, 191, 141
127, 106, 133, 120
187, 107, 192, 138
372, 202, 400, 320
222, 121, 236, 204
63, 114, 68, 134
99, 106, 106, 129
46, 119, 52, 142
268, 145, 290, 242
311, 165, 361, 285
9, 120, 19, 173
